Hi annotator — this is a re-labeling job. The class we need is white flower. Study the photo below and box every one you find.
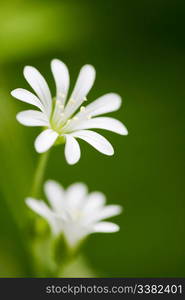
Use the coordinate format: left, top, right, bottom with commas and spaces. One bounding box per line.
11, 59, 128, 164
26, 180, 122, 248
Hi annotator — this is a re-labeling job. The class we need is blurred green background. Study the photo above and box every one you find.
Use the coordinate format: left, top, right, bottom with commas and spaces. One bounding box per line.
0, 0, 184, 277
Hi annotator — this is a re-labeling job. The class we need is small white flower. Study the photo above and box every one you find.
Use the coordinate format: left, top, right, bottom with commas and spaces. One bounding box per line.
11, 59, 128, 164
26, 180, 122, 249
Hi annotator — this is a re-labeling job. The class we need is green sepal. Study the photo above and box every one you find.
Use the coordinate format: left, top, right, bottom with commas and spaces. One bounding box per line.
54, 135, 66, 146
52, 234, 72, 266
52, 234, 87, 267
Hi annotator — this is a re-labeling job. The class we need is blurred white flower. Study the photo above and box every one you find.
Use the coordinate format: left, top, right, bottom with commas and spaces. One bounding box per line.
11, 59, 128, 164
26, 180, 122, 248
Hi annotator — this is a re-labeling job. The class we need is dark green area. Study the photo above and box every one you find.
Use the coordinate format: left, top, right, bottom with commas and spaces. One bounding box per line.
0, 0, 184, 277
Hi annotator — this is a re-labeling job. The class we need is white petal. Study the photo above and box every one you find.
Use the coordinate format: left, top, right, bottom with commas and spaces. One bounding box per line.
26, 197, 51, 218
63, 224, 88, 248
90, 205, 122, 223
67, 117, 128, 135
34, 129, 58, 153
25, 197, 60, 235
51, 59, 70, 105
64, 65, 96, 119
65, 182, 88, 209
24, 66, 52, 117
83, 192, 106, 215
64, 135, 81, 165
92, 222, 120, 233
44, 180, 64, 213
11, 88, 45, 113
16, 110, 49, 127
71, 130, 114, 156
75, 93, 122, 118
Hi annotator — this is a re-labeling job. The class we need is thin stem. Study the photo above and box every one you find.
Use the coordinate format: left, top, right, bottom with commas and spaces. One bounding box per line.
31, 151, 50, 197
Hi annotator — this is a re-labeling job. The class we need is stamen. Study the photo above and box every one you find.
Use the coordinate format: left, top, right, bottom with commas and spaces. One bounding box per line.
59, 104, 64, 109
56, 100, 64, 110
73, 116, 79, 121
87, 115, 92, 120
69, 98, 76, 104
56, 100, 61, 105
84, 96, 88, 101
80, 106, 86, 112
59, 92, 66, 98
66, 119, 71, 126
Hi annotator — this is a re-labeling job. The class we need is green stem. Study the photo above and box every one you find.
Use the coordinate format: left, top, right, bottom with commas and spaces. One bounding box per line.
31, 151, 50, 197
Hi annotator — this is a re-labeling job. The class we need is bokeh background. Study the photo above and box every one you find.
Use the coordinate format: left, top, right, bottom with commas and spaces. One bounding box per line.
0, 0, 185, 277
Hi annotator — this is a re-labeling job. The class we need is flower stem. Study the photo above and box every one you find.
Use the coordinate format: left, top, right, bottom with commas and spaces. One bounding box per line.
31, 151, 50, 197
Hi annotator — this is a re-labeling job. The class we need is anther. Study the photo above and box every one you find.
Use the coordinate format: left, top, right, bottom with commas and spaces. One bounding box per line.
80, 106, 86, 112
69, 98, 76, 104
60, 92, 66, 98
56, 100, 61, 105
66, 119, 71, 126
73, 116, 79, 121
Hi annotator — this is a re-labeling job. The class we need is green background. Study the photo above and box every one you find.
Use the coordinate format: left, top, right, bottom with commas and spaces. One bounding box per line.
0, 0, 184, 277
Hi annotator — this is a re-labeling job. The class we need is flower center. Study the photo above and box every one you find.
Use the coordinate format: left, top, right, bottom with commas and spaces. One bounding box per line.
50, 98, 90, 134
50, 99, 66, 133
71, 208, 83, 221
